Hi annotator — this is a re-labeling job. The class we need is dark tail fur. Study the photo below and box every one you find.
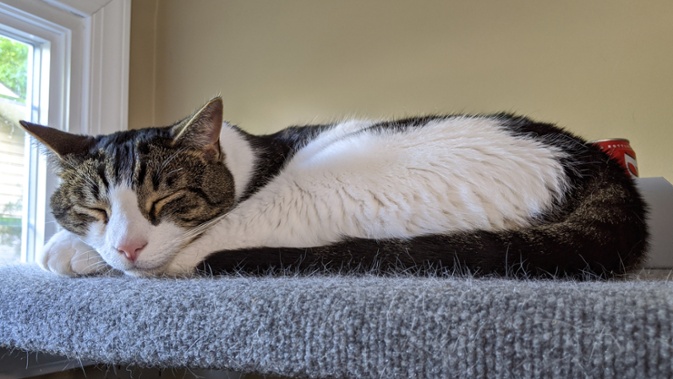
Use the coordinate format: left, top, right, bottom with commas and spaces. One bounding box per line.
199, 122, 649, 279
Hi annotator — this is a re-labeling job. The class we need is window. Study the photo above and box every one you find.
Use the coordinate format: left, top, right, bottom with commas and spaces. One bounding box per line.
0, 0, 129, 373
0, 34, 39, 266
0, 0, 130, 267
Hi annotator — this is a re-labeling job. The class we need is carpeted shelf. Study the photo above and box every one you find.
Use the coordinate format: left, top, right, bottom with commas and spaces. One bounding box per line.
1, 265, 673, 378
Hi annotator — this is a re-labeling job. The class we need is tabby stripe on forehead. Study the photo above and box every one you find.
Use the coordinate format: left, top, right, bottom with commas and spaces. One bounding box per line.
152, 171, 161, 191
112, 144, 123, 182
137, 160, 147, 186
90, 182, 100, 201
97, 163, 109, 195
112, 151, 123, 183
111, 143, 137, 185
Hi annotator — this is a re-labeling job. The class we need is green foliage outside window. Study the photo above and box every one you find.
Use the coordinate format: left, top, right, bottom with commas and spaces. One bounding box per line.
0, 36, 28, 102
0, 35, 28, 262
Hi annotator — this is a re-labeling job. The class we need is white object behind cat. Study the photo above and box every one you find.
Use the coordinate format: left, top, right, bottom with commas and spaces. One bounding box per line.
637, 177, 673, 268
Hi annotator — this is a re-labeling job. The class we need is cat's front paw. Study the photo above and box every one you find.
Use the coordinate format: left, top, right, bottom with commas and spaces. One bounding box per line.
39, 230, 109, 276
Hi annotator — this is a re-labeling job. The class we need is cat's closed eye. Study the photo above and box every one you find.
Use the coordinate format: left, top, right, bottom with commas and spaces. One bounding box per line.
73, 205, 109, 224
148, 191, 186, 222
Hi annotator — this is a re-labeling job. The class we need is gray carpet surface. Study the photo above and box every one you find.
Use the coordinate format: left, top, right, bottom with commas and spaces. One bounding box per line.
1, 264, 673, 378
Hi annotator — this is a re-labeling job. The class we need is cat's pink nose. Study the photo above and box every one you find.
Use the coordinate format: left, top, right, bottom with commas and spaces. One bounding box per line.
117, 239, 147, 262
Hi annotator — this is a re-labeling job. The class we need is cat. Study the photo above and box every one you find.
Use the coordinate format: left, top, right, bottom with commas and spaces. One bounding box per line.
19, 96, 648, 278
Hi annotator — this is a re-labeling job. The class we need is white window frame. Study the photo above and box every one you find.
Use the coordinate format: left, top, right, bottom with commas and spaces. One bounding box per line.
0, 0, 130, 263
0, 0, 130, 374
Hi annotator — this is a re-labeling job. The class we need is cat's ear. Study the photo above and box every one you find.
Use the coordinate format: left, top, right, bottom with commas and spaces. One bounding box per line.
171, 96, 223, 161
19, 121, 94, 159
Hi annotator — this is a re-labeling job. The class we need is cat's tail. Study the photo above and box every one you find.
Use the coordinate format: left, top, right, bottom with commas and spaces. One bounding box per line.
199, 148, 649, 279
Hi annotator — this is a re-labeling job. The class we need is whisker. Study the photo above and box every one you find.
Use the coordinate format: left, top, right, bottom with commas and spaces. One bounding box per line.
164, 167, 184, 177
157, 147, 188, 176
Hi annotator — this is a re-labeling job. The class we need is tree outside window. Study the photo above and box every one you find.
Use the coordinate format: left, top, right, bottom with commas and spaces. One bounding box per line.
0, 35, 29, 265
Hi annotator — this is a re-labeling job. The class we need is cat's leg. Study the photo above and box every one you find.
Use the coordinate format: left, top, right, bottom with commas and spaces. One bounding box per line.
39, 230, 110, 276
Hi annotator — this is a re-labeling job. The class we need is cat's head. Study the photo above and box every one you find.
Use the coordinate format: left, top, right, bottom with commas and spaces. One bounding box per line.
20, 97, 236, 275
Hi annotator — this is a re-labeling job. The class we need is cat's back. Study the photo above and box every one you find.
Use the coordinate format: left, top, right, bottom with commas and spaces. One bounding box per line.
285, 114, 577, 186
249, 114, 586, 239
285, 113, 581, 166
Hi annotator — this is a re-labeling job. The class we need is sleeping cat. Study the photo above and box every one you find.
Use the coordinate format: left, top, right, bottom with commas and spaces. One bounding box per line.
20, 97, 648, 278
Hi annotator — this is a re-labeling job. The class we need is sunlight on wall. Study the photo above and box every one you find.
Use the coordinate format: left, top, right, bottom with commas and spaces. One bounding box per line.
130, 0, 673, 180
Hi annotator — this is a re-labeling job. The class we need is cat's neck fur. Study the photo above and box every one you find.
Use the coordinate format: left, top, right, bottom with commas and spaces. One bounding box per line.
219, 124, 257, 202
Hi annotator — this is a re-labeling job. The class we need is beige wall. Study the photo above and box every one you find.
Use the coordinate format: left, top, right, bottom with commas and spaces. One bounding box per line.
130, 0, 673, 180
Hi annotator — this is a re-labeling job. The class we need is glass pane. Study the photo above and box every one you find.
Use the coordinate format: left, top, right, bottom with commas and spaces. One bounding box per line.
0, 34, 30, 266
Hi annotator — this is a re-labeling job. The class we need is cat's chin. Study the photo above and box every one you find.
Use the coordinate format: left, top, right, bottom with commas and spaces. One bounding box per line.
95, 253, 170, 278
95, 242, 185, 277
115, 254, 196, 278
